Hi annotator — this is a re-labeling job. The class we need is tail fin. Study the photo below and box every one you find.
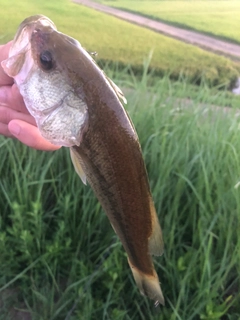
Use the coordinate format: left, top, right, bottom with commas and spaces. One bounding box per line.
128, 259, 165, 306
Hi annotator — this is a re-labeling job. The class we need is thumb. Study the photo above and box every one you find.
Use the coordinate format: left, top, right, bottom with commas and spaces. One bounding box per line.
8, 119, 61, 151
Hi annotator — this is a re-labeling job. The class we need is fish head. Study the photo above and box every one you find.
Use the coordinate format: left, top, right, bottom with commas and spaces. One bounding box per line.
1, 15, 88, 147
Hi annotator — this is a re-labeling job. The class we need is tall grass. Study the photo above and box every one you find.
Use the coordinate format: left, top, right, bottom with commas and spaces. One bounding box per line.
0, 70, 240, 319
100, 0, 240, 45
0, 0, 240, 87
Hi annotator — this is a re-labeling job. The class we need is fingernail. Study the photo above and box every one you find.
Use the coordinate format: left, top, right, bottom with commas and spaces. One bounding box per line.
9, 122, 21, 136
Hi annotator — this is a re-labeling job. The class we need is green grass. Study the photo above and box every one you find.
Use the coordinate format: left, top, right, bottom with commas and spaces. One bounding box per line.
1, 1, 240, 318
0, 68, 240, 319
0, 0, 240, 87
100, 0, 240, 45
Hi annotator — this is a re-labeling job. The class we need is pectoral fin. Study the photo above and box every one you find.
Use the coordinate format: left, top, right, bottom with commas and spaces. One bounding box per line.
70, 148, 87, 185
148, 201, 164, 256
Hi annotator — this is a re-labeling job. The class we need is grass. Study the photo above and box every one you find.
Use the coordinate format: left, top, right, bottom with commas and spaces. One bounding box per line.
0, 67, 240, 319
100, 0, 240, 45
0, 0, 240, 87
1, 0, 240, 318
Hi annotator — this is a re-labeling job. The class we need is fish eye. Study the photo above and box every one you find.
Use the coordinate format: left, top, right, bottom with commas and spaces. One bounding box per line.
39, 50, 53, 70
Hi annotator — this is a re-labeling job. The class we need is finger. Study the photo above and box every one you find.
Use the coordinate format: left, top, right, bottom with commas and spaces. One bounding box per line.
0, 42, 13, 86
0, 105, 36, 125
0, 84, 29, 113
0, 122, 13, 137
8, 119, 61, 151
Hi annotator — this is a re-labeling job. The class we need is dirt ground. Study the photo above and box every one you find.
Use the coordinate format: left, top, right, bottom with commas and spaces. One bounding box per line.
73, 0, 240, 60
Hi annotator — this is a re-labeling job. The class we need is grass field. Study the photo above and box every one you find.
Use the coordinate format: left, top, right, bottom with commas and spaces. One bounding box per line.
100, 0, 240, 45
0, 71, 240, 319
0, 0, 240, 87
1, 0, 240, 319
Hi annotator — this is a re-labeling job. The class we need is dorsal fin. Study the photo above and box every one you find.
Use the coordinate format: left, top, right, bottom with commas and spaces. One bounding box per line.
148, 201, 164, 256
106, 76, 127, 105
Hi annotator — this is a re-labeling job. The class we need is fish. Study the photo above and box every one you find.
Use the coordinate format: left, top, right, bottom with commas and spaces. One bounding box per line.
1, 15, 165, 305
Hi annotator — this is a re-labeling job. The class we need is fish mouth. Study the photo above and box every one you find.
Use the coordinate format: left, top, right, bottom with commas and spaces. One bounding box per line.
2, 15, 57, 81
3, 14, 88, 148
7, 15, 56, 63
17, 15, 56, 37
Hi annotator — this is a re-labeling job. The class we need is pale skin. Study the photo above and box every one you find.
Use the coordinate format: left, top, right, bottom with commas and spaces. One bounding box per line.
0, 41, 60, 151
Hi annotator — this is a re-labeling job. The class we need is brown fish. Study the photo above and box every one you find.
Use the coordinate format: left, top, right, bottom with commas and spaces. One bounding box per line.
2, 15, 164, 305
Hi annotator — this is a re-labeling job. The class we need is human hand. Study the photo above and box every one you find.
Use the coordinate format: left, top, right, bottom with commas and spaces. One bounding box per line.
0, 41, 61, 151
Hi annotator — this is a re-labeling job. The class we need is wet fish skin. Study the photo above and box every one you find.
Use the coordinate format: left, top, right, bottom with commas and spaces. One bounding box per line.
1, 15, 165, 305
72, 83, 154, 271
